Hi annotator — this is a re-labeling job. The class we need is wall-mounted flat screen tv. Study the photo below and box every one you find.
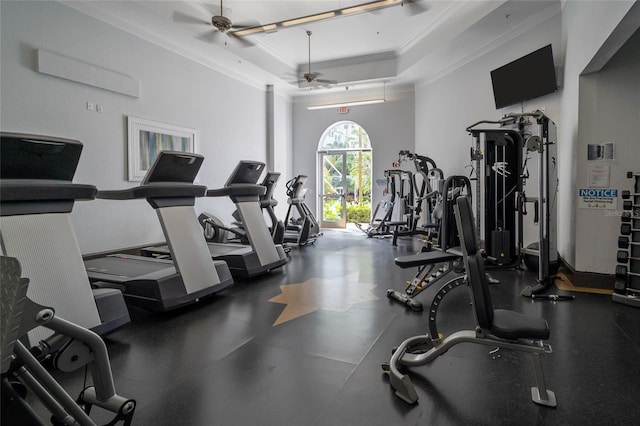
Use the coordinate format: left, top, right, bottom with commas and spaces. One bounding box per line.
490, 44, 558, 109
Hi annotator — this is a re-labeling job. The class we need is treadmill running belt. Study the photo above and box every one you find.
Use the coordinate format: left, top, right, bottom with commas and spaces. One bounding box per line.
85, 255, 174, 279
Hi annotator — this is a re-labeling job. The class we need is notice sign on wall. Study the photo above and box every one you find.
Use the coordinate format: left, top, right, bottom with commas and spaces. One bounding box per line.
578, 188, 618, 209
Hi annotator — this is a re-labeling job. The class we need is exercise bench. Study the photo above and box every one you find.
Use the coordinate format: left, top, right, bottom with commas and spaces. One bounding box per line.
382, 196, 556, 408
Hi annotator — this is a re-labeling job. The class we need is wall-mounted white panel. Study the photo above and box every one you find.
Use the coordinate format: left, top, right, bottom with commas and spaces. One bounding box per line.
37, 49, 140, 97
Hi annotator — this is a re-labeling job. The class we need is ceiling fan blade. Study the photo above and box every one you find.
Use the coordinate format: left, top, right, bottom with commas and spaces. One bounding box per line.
173, 11, 210, 26
228, 33, 255, 47
280, 73, 302, 85
195, 30, 219, 43
402, 0, 428, 15
315, 79, 338, 85
230, 20, 260, 30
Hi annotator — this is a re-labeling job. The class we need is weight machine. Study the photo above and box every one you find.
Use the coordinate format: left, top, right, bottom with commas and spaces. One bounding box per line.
381, 169, 414, 236
466, 110, 558, 294
387, 175, 472, 311
356, 178, 395, 238
390, 150, 444, 246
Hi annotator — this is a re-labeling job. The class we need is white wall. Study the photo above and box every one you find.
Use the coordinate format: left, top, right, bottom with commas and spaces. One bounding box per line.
291, 87, 415, 217
415, 12, 562, 251
573, 27, 640, 273
415, 1, 638, 273
3, 1, 636, 272
416, 12, 563, 172
1, 1, 278, 254
558, 0, 636, 271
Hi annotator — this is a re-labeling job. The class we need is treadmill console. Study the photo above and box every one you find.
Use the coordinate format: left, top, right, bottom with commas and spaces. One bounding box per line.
286, 175, 308, 199
224, 161, 265, 186
0, 132, 82, 181
261, 172, 281, 200
142, 151, 204, 184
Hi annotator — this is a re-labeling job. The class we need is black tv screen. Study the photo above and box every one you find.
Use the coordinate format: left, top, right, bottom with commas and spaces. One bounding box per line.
490, 44, 557, 109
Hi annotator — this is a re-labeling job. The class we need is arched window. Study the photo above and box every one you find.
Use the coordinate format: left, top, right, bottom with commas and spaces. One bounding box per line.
319, 121, 372, 150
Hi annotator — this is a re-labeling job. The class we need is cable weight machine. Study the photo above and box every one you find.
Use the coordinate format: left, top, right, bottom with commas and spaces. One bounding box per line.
468, 127, 523, 265
391, 150, 444, 245
467, 110, 558, 294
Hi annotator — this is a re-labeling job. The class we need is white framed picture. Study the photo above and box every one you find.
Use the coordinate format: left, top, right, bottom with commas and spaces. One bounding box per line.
127, 116, 198, 181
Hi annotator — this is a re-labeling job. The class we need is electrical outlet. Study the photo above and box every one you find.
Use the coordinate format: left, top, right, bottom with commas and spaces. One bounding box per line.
86, 102, 94, 111
96, 104, 104, 113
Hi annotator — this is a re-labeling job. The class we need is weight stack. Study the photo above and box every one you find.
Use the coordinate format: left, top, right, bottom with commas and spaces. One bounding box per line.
613, 171, 640, 307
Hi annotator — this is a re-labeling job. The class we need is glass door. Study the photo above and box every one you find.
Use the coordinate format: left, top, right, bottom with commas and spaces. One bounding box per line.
320, 152, 347, 228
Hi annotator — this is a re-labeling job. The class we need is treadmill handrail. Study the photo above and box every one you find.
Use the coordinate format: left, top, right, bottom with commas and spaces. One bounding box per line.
98, 183, 207, 200
0, 180, 97, 202
206, 184, 267, 198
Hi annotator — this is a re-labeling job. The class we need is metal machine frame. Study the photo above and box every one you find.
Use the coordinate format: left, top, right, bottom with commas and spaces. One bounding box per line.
467, 111, 558, 291
382, 197, 556, 408
1, 256, 135, 425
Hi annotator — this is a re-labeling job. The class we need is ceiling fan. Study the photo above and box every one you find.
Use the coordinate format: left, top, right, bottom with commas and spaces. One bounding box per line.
173, 1, 257, 46
299, 31, 337, 89
230, 0, 428, 38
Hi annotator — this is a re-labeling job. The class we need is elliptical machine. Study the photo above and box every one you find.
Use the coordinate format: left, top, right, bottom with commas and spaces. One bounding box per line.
283, 175, 321, 246
199, 171, 285, 247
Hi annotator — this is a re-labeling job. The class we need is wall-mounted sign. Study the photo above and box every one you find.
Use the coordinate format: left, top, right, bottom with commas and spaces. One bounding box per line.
578, 188, 618, 209
587, 142, 614, 161
588, 164, 610, 188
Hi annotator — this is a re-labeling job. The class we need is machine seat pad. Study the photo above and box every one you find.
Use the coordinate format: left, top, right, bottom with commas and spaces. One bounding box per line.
395, 250, 460, 268
446, 247, 463, 257
418, 223, 440, 229
490, 309, 550, 341
259, 199, 278, 208
386, 221, 406, 226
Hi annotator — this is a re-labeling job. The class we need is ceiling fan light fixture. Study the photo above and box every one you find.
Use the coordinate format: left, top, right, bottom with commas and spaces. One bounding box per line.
307, 99, 386, 110
341, 0, 402, 15
230, 0, 416, 37
282, 11, 337, 27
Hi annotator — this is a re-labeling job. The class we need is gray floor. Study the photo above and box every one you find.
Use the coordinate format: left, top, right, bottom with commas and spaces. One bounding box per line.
10, 229, 640, 425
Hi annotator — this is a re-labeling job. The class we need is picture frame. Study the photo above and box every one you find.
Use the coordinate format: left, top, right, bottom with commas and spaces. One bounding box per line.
127, 116, 198, 181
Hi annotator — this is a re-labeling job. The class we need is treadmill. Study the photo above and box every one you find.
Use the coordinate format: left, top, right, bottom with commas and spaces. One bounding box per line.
259, 171, 286, 246
84, 151, 233, 311
0, 132, 130, 345
143, 161, 288, 278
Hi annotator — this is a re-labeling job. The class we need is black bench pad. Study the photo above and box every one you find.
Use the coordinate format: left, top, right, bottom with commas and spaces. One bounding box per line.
394, 250, 460, 268
490, 309, 550, 340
